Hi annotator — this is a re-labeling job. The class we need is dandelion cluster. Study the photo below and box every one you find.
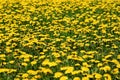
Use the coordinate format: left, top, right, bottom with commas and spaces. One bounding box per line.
0, 0, 120, 80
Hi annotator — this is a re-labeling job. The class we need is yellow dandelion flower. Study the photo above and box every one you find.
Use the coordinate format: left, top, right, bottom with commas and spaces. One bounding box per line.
67, 55, 73, 59
82, 77, 89, 80
75, 63, 80, 66
40, 67, 53, 74
0, 68, 9, 73
34, 56, 38, 59
48, 62, 57, 67
9, 60, 14, 64
42, 59, 49, 66
104, 66, 111, 71
85, 43, 90, 47
33, 17, 38, 21
54, 72, 63, 78
0, 57, 5, 60
0, 54, 6, 57
31, 78, 37, 80
79, 43, 84, 47
100, 65, 111, 72
7, 69, 17, 73
24, 58, 30, 62
95, 73, 102, 79
43, 49, 48, 52
72, 70, 81, 75
31, 60, 37, 66
104, 55, 112, 59
73, 77, 81, 80
103, 74, 112, 80
39, 55, 45, 59
117, 63, 120, 68
85, 19, 89, 23
64, 67, 74, 74
117, 55, 120, 59
97, 63, 103, 67
112, 44, 118, 49
3, 62, 6, 65
112, 68, 119, 74
81, 67, 89, 72
39, 52, 45, 55
6, 47, 12, 53
22, 73, 29, 78
82, 62, 91, 67
0, 4, 3, 9
80, 50, 86, 53
82, 55, 88, 59
111, 59, 119, 64
60, 76, 68, 80
52, 52, 60, 57
34, 75, 41, 79
77, 57, 84, 61
87, 74, 93, 78
61, 67, 69, 70
101, 29, 106, 33
20, 1, 28, 5
27, 70, 38, 75
21, 62, 28, 66
55, 59, 62, 63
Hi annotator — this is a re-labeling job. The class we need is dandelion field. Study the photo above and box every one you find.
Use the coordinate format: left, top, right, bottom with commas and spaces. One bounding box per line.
0, 0, 120, 80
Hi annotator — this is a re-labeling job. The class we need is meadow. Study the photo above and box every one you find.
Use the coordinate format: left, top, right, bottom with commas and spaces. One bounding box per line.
0, 0, 120, 80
